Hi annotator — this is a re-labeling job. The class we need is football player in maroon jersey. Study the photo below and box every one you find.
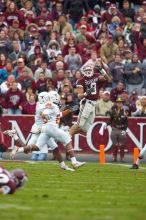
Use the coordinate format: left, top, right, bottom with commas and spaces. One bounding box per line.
70, 64, 109, 136
0, 166, 27, 195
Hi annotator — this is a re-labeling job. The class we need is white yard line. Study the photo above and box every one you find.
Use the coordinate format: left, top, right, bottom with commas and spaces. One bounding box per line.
0, 204, 32, 210
105, 163, 146, 170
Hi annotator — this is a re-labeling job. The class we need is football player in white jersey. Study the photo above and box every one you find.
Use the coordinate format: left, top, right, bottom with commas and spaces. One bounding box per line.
38, 91, 86, 169
4, 91, 74, 171
4, 91, 86, 169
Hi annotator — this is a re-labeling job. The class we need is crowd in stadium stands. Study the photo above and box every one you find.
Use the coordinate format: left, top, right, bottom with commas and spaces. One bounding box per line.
0, 0, 146, 118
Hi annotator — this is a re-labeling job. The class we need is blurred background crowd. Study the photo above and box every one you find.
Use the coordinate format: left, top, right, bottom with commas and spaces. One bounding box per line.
0, 0, 146, 118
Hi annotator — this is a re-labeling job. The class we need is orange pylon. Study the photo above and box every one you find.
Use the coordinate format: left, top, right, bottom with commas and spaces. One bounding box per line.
133, 147, 139, 164
99, 145, 105, 164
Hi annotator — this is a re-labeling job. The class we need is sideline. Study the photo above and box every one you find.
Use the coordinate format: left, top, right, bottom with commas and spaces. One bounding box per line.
105, 162, 146, 170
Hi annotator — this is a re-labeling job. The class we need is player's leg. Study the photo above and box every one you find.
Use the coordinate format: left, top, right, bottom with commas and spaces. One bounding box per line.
65, 141, 86, 168
3, 130, 40, 159
26, 133, 39, 145
69, 124, 83, 136
70, 102, 86, 136
3, 130, 25, 147
47, 137, 74, 171
27, 123, 42, 145
47, 126, 86, 169
81, 107, 95, 132
3, 130, 30, 159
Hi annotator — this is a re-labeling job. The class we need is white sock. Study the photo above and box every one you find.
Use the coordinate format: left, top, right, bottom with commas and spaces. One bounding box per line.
71, 157, 77, 165
14, 134, 19, 140
60, 161, 66, 168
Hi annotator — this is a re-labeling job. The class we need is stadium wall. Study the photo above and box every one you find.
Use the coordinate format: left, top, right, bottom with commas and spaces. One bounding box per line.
1, 115, 146, 154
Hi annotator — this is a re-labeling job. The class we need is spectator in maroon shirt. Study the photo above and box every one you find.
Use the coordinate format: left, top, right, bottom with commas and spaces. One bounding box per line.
51, 1, 64, 20
62, 37, 79, 56
77, 33, 97, 64
53, 69, 66, 92
101, 3, 125, 24
28, 45, 48, 67
110, 81, 125, 102
4, 82, 25, 115
50, 54, 68, 72
35, 16, 46, 36
39, 7, 52, 21
22, 94, 36, 115
35, 0, 48, 16
23, 10, 36, 27
35, 72, 48, 93
4, 1, 24, 28
25, 86, 36, 102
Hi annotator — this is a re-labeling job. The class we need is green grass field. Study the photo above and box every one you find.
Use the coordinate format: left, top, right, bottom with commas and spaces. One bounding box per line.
0, 161, 146, 220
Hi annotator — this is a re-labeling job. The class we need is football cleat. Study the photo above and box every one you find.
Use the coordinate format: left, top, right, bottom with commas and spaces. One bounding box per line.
130, 164, 139, 169
3, 129, 17, 137
72, 161, 86, 169
61, 165, 75, 172
10, 145, 19, 160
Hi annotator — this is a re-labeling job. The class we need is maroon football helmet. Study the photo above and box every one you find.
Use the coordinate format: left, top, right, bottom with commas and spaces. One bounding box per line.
11, 169, 28, 188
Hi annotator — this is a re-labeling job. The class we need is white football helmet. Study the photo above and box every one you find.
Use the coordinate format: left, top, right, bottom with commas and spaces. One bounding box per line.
38, 92, 50, 104
81, 65, 94, 77
48, 91, 60, 104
